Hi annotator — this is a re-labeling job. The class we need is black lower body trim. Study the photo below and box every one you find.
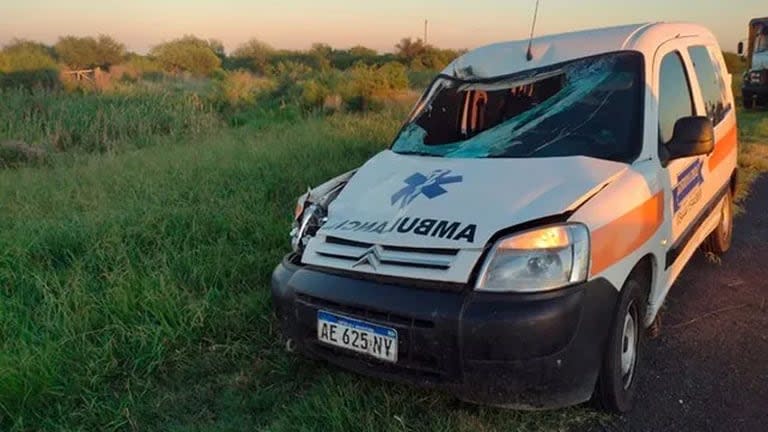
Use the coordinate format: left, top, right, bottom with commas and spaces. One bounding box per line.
666, 182, 730, 269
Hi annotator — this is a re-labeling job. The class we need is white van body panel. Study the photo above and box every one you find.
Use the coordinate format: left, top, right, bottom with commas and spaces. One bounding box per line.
302, 151, 628, 283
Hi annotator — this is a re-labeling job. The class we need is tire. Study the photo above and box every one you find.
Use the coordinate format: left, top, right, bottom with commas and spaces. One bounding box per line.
743, 94, 754, 109
594, 276, 647, 413
702, 190, 733, 254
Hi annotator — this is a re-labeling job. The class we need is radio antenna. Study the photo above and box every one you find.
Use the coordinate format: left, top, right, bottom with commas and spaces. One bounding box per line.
526, 0, 541, 61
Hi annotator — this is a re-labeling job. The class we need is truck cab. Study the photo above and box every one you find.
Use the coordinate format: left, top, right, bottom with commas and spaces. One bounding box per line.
739, 17, 768, 108
272, 23, 738, 413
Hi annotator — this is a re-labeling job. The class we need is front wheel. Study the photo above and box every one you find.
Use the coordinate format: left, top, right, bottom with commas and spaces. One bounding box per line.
743, 93, 755, 109
702, 190, 733, 254
594, 277, 646, 413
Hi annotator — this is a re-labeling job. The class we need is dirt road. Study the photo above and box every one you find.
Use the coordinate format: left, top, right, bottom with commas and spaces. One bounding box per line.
592, 176, 768, 431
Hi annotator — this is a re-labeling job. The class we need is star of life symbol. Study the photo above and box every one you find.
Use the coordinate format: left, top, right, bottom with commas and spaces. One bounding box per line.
390, 169, 463, 209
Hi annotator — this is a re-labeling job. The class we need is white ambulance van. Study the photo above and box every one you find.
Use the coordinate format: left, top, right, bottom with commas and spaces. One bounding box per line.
271, 23, 738, 412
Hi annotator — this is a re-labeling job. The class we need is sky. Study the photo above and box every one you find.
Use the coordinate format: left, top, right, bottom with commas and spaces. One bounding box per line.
0, 0, 765, 54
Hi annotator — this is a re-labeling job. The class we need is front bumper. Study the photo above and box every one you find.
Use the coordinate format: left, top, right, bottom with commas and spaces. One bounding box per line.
271, 254, 619, 409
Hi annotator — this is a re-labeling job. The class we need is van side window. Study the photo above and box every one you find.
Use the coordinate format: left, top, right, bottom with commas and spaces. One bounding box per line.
658, 52, 694, 145
688, 46, 732, 125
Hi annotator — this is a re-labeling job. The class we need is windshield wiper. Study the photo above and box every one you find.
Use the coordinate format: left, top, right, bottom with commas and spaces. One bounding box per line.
395, 150, 440, 157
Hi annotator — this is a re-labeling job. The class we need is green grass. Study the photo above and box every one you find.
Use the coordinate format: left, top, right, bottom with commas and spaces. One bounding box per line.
735, 109, 768, 205
0, 87, 220, 154
0, 106, 606, 431
1, 79, 766, 430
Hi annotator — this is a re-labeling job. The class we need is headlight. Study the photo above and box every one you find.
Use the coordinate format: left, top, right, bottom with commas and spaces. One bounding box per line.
290, 203, 326, 253
475, 224, 590, 293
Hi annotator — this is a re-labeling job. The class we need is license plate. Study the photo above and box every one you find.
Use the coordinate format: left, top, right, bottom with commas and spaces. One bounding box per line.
317, 310, 398, 363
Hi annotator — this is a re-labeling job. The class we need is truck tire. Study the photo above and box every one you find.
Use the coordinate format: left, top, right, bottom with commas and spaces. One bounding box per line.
594, 275, 647, 413
702, 190, 733, 254
743, 93, 754, 109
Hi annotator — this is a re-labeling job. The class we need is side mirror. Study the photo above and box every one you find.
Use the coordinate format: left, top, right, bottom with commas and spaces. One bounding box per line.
738, 41, 744, 56
664, 116, 714, 163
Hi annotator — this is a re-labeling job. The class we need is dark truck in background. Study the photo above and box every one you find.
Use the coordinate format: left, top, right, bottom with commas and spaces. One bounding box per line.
738, 17, 768, 108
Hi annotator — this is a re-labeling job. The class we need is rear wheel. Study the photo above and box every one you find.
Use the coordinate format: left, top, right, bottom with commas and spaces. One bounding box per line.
594, 277, 646, 413
702, 190, 733, 254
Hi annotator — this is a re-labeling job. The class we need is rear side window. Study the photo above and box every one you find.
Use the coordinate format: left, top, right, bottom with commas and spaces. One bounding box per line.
687, 46, 732, 126
658, 52, 694, 144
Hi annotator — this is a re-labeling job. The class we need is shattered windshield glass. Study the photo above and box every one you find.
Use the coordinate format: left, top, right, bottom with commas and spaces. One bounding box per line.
392, 52, 644, 162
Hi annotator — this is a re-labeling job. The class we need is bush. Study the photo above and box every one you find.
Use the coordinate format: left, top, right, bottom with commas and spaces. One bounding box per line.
54, 35, 126, 70
394, 37, 462, 71
407, 69, 437, 91
231, 39, 275, 74
213, 69, 275, 108
121, 54, 165, 80
0, 39, 60, 89
0, 69, 60, 90
300, 79, 331, 109
267, 61, 315, 106
0, 39, 57, 72
344, 61, 409, 111
150, 36, 222, 77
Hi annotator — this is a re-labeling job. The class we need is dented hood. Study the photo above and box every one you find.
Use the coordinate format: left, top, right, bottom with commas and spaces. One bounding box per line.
317, 150, 628, 249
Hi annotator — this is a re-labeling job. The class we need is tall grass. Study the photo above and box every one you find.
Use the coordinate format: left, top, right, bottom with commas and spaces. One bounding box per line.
0, 87, 220, 153
0, 107, 605, 431
4, 71, 764, 429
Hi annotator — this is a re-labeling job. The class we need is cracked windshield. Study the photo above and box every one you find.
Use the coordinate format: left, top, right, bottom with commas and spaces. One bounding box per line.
392, 51, 644, 162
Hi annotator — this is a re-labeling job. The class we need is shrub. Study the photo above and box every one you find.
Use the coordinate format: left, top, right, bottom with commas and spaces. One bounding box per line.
231, 39, 275, 74
213, 69, 275, 107
408, 69, 437, 91
0, 39, 57, 72
0, 69, 60, 90
0, 40, 60, 89
344, 61, 409, 111
150, 36, 222, 77
267, 61, 315, 106
54, 35, 126, 70
300, 79, 331, 109
121, 54, 165, 80
394, 37, 462, 71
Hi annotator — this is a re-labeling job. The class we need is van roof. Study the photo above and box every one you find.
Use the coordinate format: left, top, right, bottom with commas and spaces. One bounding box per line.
443, 22, 716, 79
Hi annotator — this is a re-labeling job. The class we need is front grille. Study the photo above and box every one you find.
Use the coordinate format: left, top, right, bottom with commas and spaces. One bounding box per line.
315, 236, 459, 271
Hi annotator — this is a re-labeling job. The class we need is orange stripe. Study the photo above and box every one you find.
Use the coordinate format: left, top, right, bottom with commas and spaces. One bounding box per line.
708, 126, 738, 172
590, 192, 664, 277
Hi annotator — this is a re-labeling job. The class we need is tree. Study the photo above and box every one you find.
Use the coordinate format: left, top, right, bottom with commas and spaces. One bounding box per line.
347, 61, 409, 110
0, 39, 59, 89
328, 45, 381, 70
231, 39, 275, 74
207, 38, 226, 61
150, 36, 222, 76
54, 35, 125, 69
348, 46, 378, 58
307, 43, 332, 71
395, 37, 427, 64
0, 39, 56, 72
